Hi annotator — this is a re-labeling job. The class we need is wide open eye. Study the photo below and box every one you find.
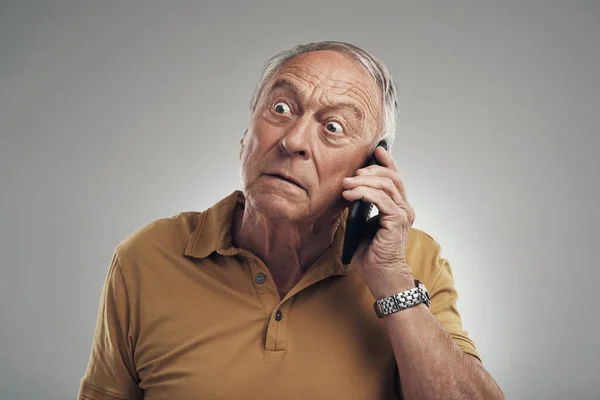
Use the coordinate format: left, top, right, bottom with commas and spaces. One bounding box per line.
325, 121, 343, 134
273, 102, 291, 115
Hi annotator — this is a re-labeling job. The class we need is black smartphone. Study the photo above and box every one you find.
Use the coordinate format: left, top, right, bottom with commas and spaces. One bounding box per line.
341, 140, 388, 265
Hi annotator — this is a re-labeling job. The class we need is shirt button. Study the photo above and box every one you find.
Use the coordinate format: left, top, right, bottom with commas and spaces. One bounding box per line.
255, 273, 266, 285
275, 310, 283, 321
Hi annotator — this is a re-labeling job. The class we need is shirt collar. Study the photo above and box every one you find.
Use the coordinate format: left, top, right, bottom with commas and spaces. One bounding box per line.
184, 190, 351, 275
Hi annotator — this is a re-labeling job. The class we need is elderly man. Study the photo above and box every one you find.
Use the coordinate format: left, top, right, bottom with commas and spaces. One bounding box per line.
78, 41, 504, 399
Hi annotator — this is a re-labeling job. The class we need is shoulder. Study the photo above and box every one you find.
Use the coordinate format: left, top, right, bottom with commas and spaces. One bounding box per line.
407, 227, 442, 255
115, 211, 203, 264
406, 227, 444, 285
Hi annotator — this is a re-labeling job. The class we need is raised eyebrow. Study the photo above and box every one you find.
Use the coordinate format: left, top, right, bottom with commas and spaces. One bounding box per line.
269, 79, 301, 96
326, 102, 364, 121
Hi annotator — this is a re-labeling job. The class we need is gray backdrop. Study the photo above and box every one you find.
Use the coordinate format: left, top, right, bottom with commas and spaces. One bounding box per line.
1, 1, 598, 399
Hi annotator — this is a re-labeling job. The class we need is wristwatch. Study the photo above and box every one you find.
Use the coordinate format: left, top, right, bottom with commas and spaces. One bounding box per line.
374, 279, 431, 318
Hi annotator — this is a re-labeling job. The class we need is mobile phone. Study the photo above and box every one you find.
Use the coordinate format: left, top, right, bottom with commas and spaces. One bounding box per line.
341, 140, 388, 265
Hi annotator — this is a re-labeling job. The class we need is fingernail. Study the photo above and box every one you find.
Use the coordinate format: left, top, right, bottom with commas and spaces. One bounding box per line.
344, 176, 354, 181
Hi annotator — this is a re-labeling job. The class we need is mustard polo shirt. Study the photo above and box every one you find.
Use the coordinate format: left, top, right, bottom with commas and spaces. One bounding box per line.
78, 190, 480, 400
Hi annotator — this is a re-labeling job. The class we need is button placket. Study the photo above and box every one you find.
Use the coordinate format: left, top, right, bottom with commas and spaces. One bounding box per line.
246, 258, 281, 333
246, 256, 337, 352
265, 300, 293, 351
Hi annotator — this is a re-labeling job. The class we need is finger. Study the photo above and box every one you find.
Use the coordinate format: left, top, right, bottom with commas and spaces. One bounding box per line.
342, 186, 403, 218
375, 146, 394, 168
371, 148, 406, 198
357, 165, 409, 202
342, 175, 403, 205
389, 153, 399, 171
374, 146, 402, 174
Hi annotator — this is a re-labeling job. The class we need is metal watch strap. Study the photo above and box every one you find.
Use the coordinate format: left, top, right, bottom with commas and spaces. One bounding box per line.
374, 279, 431, 318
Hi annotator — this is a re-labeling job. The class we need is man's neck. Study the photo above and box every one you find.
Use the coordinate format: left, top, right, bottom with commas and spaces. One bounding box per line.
231, 204, 342, 298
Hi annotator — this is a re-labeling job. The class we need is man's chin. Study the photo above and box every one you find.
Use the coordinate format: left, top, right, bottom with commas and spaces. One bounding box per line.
245, 190, 308, 221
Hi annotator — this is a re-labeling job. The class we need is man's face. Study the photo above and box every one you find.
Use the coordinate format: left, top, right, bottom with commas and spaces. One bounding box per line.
239, 50, 383, 223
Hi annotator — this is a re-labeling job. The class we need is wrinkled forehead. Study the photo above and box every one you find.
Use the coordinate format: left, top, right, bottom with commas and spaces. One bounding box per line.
272, 51, 380, 98
264, 51, 383, 130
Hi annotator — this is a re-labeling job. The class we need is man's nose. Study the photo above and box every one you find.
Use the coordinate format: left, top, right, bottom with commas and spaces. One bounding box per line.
279, 118, 313, 159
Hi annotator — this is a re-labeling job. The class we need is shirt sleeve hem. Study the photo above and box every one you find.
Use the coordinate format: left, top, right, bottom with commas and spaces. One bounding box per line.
452, 335, 482, 363
78, 382, 132, 400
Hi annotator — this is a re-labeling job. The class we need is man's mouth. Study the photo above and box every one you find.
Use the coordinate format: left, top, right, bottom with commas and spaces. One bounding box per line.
264, 173, 304, 190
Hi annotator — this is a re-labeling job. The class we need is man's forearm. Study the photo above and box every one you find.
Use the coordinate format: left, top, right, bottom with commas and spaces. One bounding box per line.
383, 303, 504, 399
365, 270, 505, 400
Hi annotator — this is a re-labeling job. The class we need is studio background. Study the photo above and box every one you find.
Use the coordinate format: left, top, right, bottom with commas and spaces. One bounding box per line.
1, 1, 598, 399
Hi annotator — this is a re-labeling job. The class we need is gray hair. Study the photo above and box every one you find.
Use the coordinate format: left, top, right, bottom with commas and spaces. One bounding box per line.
249, 41, 399, 152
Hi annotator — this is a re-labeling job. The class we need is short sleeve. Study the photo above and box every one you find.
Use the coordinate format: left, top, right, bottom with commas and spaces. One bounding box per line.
428, 245, 481, 362
78, 250, 143, 400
